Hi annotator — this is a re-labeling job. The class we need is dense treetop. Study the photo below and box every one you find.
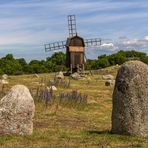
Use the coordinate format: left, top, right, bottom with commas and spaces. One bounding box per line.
0, 50, 147, 75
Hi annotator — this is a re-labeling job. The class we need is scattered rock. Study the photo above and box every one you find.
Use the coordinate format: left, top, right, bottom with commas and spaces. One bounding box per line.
105, 80, 115, 87
49, 85, 57, 91
0, 79, 9, 85
2, 74, 8, 80
87, 77, 91, 81
56, 71, 64, 80
31, 82, 40, 85
34, 73, 39, 78
0, 85, 35, 135
111, 61, 148, 137
70, 72, 81, 80
102, 74, 114, 80
87, 99, 97, 104
39, 83, 45, 86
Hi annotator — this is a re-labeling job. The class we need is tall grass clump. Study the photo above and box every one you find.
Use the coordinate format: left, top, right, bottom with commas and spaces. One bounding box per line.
59, 90, 87, 109
48, 74, 71, 88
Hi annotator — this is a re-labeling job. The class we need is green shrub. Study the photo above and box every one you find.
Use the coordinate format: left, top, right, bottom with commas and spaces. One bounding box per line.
0, 50, 147, 75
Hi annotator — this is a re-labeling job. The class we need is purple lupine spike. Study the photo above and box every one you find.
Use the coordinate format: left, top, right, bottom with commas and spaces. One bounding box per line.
60, 92, 65, 99
71, 90, 77, 99
43, 89, 48, 100
49, 87, 53, 97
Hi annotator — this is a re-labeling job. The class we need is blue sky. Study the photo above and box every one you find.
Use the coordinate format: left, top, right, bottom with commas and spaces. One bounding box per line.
0, 0, 148, 61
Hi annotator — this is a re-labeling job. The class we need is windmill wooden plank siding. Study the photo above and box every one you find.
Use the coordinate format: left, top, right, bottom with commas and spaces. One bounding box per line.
69, 46, 84, 52
66, 35, 85, 71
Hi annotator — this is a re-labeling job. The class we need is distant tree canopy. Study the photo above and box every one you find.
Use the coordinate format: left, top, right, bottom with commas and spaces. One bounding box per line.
85, 50, 148, 70
0, 50, 147, 75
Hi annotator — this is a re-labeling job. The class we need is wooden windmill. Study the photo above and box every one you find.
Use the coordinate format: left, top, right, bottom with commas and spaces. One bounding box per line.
45, 15, 101, 73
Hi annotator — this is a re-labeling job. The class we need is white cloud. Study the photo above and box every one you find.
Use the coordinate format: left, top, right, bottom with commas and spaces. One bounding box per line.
101, 43, 114, 48
144, 36, 148, 41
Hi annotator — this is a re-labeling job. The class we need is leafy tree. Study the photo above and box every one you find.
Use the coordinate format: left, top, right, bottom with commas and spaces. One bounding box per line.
47, 52, 66, 65
17, 58, 27, 66
0, 58, 23, 75
28, 60, 48, 73
0, 50, 147, 75
97, 58, 110, 68
46, 52, 67, 72
140, 56, 148, 64
125, 50, 146, 58
98, 54, 107, 59
108, 52, 128, 65
17, 58, 27, 73
3, 54, 14, 60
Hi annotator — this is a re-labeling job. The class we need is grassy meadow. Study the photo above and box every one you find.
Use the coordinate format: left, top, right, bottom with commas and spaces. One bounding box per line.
0, 66, 147, 148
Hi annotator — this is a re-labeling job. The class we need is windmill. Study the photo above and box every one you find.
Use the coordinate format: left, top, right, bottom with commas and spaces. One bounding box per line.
45, 15, 101, 73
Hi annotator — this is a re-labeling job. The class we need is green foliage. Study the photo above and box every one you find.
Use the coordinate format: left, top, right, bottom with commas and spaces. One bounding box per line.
0, 52, 67, 75
86, 50, 148, 70
0, 54, 23, 75
27, 60, 48, 74
108, 52, 128, 65
46, 52, 67, 72
17, 58, 27, 73
47, 52, 66, 65
140, 56, 148, 64
0, 50, 147, 75
97, 58, 110, 68
3, 54, 14, 60
85, 59, 95, 70
124, 50, 146, 58
86, 58, 110, 70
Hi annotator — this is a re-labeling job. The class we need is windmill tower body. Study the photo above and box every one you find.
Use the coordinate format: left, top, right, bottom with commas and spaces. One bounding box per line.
45, 15, 101, 73
66, 35, 85, 72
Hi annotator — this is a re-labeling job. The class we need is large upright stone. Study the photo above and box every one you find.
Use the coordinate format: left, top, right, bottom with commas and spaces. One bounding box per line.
111, 61, 148, 137
0, 85, 35, 135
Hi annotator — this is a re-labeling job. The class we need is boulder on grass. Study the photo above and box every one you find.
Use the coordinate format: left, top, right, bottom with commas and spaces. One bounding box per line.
102, 74, 114, 80
71, 72, 81, 80
111, 61, 148, 137
2, 74, 8, 80
33, 73, 40, 78
49, 86, 57, 91
0, 79, 9, 85
0, 85, 35, 135
56, 71, 64, 80
105, 80, 115, 87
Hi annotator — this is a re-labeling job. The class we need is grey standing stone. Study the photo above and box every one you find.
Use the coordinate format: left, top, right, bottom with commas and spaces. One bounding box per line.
111, 61, 148, 137
0, 85, 35, 135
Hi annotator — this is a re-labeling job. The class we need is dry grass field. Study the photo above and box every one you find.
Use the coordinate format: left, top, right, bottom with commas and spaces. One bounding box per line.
0, 66, 147, 148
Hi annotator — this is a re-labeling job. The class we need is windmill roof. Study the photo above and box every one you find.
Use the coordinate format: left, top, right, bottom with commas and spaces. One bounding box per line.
66, 34, 85, 47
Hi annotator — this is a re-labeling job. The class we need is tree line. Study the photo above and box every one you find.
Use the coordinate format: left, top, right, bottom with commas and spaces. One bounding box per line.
0, 50, 147, 75
85, 50, 148, 70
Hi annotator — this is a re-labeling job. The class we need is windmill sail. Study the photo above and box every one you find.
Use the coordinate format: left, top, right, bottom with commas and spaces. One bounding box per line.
45, 41, 66, 52
68, 15, 77, 37
84, 38, 101, 47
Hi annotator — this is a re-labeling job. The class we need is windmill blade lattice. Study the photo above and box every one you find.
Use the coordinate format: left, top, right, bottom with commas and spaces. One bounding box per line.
84, 38, 101, 47
68, 15, 77, 37
45, 41, 66, 52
